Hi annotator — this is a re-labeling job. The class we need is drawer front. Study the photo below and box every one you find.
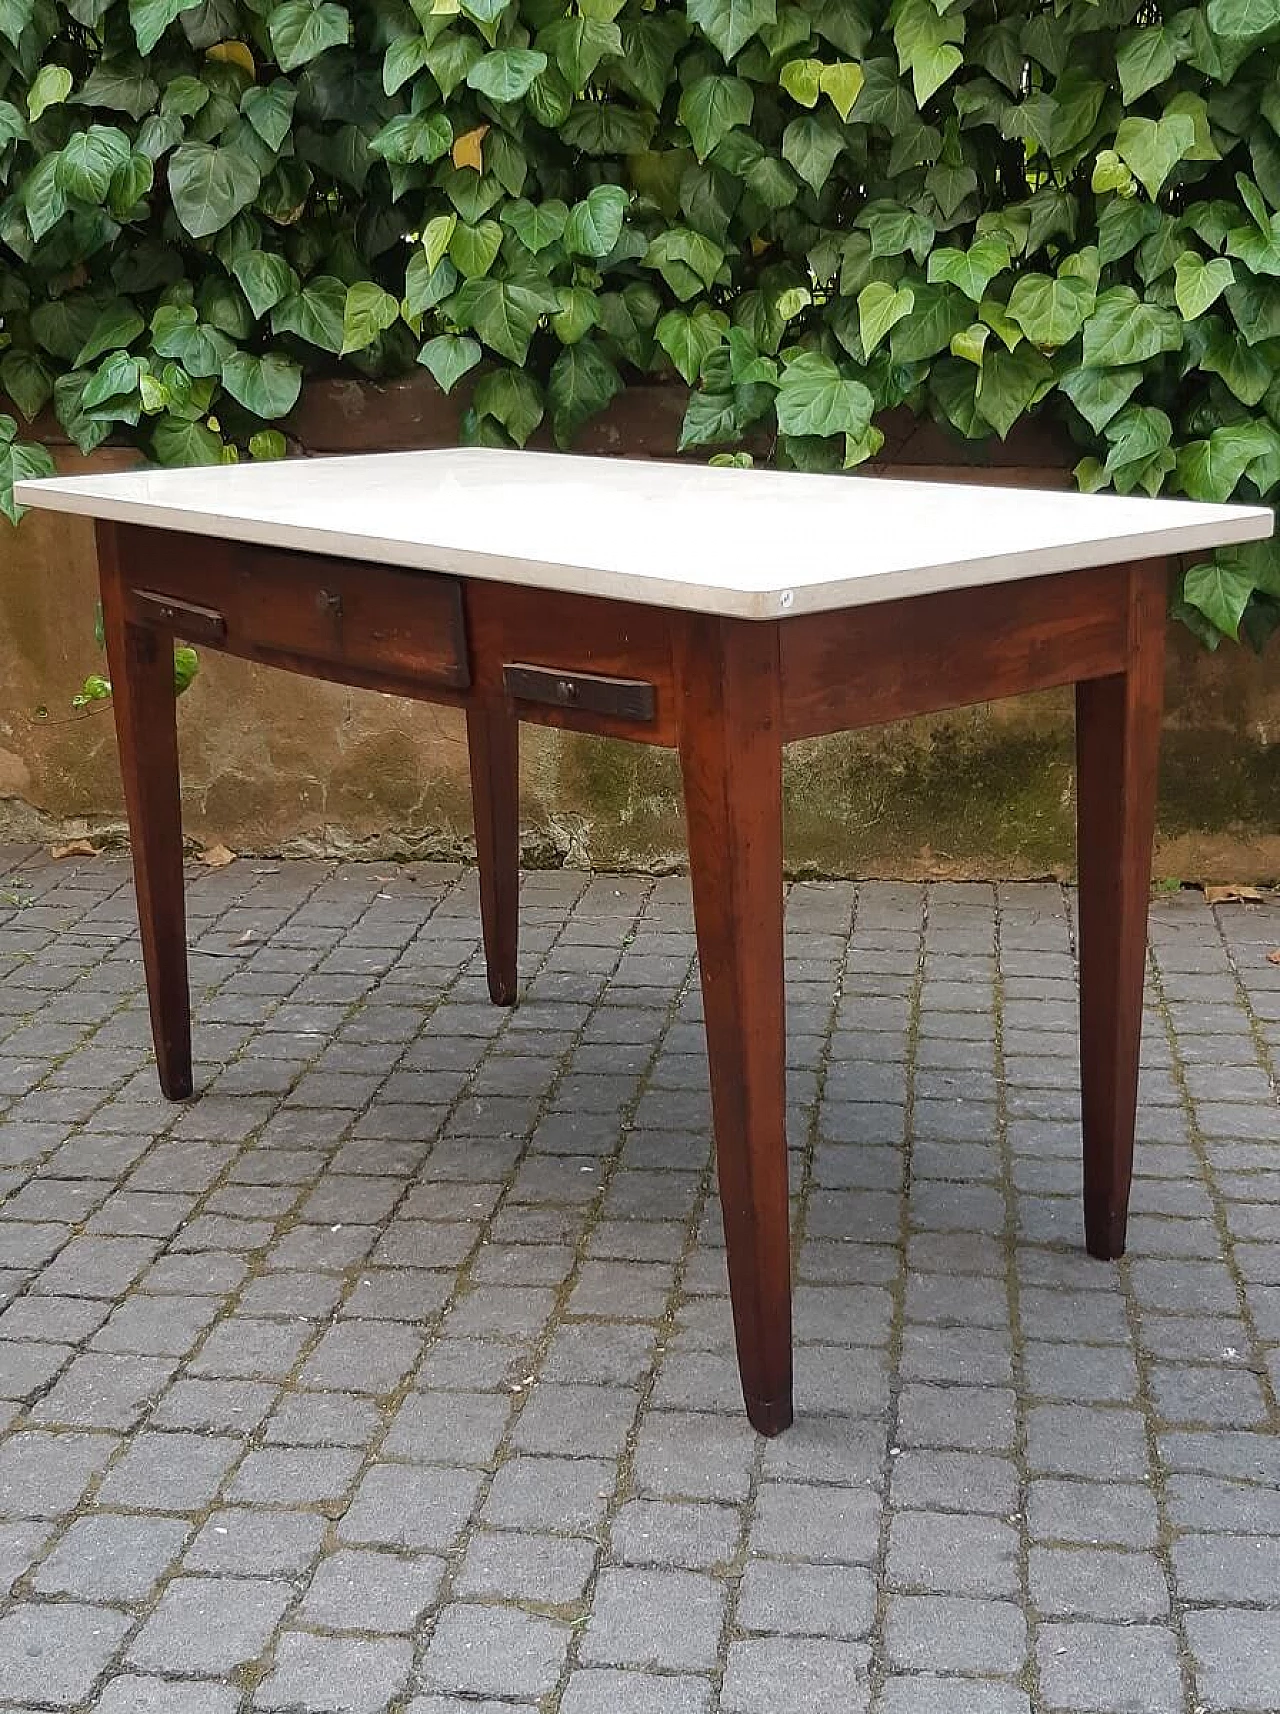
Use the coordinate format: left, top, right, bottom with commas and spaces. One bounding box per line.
124, 532, 470, 691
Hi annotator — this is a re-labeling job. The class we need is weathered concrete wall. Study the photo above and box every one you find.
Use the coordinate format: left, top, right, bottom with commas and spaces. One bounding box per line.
2, 429, 1277, 881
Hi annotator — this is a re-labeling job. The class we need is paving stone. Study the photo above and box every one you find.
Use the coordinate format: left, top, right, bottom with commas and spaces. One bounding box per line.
560, 1671, 710, 1714
456, 1528, 597, 1605
1029, 1546, 1168, 1620
0, 1600, 132, 1705
183, 1507, 325, 1575
32, 1513, 190, 1600
720, 1637, 871, 1714
300, 1547, 445, 1631
1036, 1622, 1182, 1712
420, 1603, 571, 1699
887, 1511, 1020, 1597
611, 1498, 741, 1570
128, 1575, 293, 1674
0, 1430, 116, 1518
737, 1559, 875, 1638
94, 1678, 241, 1714
884, 1595, 1027, 1674
581, 1568, 726, 1670
340, 1464, 483, 1550
875, 1681, 1031, 1714
255, 1632, 414, 1712
98, 1431, 240, 1510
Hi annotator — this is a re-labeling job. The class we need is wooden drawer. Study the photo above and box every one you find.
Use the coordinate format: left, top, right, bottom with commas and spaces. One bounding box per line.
122, 531, 470, 691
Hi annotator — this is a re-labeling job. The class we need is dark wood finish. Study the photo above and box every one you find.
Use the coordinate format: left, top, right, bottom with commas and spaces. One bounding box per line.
1075, 561, 1167, 1260
503, 662, 656, 724
467, 699, 520, 1007
676, 614, 792, 1437
97, 523, 193, 1100
120, 527, 470, 690
100, 509, 1174, 1436
780, 564, 1128, 739
133, 590, 228, 645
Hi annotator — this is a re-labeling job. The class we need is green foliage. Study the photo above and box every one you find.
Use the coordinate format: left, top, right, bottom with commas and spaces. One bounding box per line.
0, 1, 1278, 644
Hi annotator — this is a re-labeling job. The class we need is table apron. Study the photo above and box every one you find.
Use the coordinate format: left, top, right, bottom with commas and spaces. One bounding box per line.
778, 563, 1133, 741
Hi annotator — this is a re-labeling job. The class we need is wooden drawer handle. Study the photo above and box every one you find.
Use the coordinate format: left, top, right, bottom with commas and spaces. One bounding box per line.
132, 589, 228, 644
503, 663, 656, 722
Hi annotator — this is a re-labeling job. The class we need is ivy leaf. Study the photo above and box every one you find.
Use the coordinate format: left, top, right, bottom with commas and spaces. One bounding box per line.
242, 81, 297, 152
27, 65, 72, 123
775, 352, 872, 438
857, 282, 914, 358
473, 369, 542, 447
779, 59, 821, 108
1174, 253, 1235, 321
231, 250, 297, 318
220, 350, 302, 418
656, 304, 728, 383
467, 49, 548, 104
1, 350, 53, 422
168, 142, 261, 238
1082, 288, 1183, 367
975, 344, 1053, 438
644, 228, 725, 299
687, 0, 777, 63
152, 414, 223, 465
889, 282, 970, 363
501, 198, 567, 255
417, 334, 482, 394
268, 0, 351, 73
1005, 273, 1094, 348
1176, 424, 1275, 501
450, 274, 559, 364
1183, 558, 1257, 639
1059, 366, 1143, 433
781, 115, 844, 193
548, 338, 621, 447
1113, 114, 1196, 202
820, 63, 865, 123
1115, 27, 1180, 106
74, 58, 159, 122
564, 184, 628, 259
341, 282, 399, 355
76, 302, 145, 367
270, 275, 347, 354
1206, 0, 1280, 36
679, 75, 753, 162
1103, 404, 1172, 475
926, 238, 1010, 302
449, 219, 503, 279
893, 0, 964, 107
538, 15, 622, 91
129, 0, 200, 55
0, 439, 55, 525
57, 127, 131, 204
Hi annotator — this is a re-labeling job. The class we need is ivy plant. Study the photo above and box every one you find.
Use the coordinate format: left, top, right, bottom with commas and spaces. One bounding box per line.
1, 0, 1279, 647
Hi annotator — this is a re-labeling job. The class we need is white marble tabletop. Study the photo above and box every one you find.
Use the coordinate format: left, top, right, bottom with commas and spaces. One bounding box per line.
16, 448, 1271, 620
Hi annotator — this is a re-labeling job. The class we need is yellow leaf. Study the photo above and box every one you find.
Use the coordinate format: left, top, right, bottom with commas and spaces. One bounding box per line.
820, 62, 865, 124
452, 124, 488, 173
50, 839, 97, 859
200, 842, 237, 868
750, 235, 770, 258
1204, 884, 1265, 906
1266, 948, 1280, 965
207, 40, 256, 78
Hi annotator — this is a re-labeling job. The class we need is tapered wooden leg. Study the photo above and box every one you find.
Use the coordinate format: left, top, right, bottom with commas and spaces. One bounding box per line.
676, 615, 791, 1436
466, 699, 519, 1006
1075, 561, 1167, 1260
97, 523, 192, 1100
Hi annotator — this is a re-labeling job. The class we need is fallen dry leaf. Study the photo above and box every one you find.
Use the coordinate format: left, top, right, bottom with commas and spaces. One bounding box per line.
199, 843, 236, 868
50, 839, 96, 859
1204, 884, 1265, 906
1267, 949, 1280, 966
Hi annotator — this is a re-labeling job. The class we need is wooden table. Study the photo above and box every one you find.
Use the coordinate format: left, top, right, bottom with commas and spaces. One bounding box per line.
18, 450, 1270, 1436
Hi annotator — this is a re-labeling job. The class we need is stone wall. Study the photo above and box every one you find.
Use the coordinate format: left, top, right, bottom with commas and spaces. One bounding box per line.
1, 384, 1276, 881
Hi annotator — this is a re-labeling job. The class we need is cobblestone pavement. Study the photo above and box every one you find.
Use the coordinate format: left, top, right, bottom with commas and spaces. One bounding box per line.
0, 848, 1277, 1714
